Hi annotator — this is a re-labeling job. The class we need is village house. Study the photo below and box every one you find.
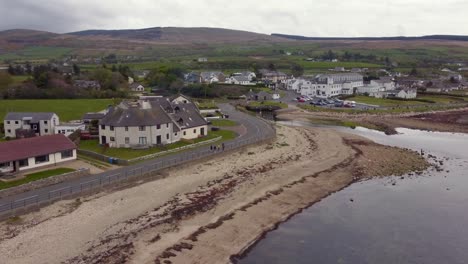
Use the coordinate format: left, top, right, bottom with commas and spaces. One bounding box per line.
197, 57, 208, 62
130, 82, 145, 92
259, 69, 288, 83
386, 88, 418, 99
200, 72, 226, 84
74, 80, 101, 90
98, 96, 208, 148
184, 72, 201, 84
0, 134, 77, 175
4, 112, 59, 138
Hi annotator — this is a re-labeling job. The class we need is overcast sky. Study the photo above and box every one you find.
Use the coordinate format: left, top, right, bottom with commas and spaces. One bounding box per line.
1, 0, 467, 37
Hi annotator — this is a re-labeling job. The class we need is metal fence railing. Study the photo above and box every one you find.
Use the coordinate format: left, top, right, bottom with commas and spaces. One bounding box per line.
0, 127, 276, 220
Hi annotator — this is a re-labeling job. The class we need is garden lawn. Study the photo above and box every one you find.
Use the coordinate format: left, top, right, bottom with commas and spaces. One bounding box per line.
210, 119, 238, 127
248, 101, 288, 109
79, 130, 237, 160
0, 168, 75, 190
0, 99, 115, 121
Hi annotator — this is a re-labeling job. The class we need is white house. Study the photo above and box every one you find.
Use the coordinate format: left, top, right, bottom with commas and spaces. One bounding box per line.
0, 134, 76, 175
357, 78, 396, 98
225, 76, 255, 85
55, 123, 86, 136
4, 112, 59, 138
386, 89, 418, 99
130, 82, 145, 92
200, 72, 226, 84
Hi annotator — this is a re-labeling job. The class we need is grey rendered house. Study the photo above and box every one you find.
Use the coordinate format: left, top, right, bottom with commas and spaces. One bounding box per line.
99, 96, 208, 148
4, 112, 59, 138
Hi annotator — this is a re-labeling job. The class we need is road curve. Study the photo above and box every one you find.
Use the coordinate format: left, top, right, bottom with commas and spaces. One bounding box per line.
0, 104, 275, 214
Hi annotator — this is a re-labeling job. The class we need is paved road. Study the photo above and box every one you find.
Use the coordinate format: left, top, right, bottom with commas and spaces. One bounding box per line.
0, 104, 275, 213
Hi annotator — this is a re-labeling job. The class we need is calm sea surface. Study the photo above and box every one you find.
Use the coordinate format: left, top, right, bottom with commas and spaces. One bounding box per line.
239, 124, 468, 264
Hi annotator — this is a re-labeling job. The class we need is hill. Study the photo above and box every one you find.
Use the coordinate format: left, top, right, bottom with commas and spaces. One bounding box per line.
68, 27, 287, 43
272, 33, 468, 42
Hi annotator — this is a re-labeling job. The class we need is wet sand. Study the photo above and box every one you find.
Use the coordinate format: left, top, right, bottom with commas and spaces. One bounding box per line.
0, 125, 429, 264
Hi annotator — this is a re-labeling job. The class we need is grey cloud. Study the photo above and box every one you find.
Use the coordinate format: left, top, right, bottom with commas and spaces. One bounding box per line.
0, 0, 467, 36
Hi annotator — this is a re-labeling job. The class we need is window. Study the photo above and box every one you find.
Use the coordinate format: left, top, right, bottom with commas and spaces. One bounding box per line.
139, 126, 146, 131
125, 126, 129, 132
166, 123, 169, 128
44, 129, 48, 133
183, 131, 186, 136
166, 134, 169, 140
35, 155, 49, 164
110, 137, 115, 142
175, 132, 178, 136
101, 125, 105, 130
193, 129, 197, 134
15, 121, 19, 124
61, 150, 73, 159
157, 124, 161, 129
110, 126, 114, 131
0, 162, 10, 168
139, 137, 147, 144
44, 120, 48, 124
7, 129, 11, 133
19, 159, 29, 167
125, 137, 130, 144
6, 121, 10, 124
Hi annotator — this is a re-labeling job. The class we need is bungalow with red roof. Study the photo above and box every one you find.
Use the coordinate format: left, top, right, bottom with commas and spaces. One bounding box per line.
0, 134, 77, 175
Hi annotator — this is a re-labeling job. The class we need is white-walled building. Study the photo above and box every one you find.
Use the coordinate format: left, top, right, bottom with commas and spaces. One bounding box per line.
99, 96, 208, 148
298, 73, 365, 98
4, 112, 59, 138
0, 134, 76, 175
55, 123, 86, 136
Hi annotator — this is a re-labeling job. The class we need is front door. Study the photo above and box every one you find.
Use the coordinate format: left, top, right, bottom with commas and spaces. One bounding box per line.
156, 135, 162, 145
201, 127, 205, 136
101, 136, 107, 145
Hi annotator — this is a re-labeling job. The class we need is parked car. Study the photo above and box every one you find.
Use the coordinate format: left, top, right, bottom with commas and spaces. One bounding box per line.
298, 98, 306, 103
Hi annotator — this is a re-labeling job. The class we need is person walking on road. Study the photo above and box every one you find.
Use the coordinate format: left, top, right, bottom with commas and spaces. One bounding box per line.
222, 143, 225, 151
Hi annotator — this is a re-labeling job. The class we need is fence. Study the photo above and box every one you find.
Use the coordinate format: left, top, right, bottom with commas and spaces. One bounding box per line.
0, 126, 276, 220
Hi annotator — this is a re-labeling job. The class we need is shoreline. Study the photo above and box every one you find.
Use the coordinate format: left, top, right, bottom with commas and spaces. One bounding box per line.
0, 125, 430, 264
276, 107, 468, 135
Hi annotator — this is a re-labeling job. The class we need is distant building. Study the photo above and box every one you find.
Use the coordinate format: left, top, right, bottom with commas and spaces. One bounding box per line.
55, 123, 86, 136
130, 82, 145, 92
386, 88, 417, 99
197, 57, 208, 62
74, 80, 101, 90
259, 69, 288, 83
300, 73, 364, 98
184, 72, 201, 84
0, 134, 76, 175
200, 72, 226, 84
4, 112, 59, 138
82, 113, 106, 124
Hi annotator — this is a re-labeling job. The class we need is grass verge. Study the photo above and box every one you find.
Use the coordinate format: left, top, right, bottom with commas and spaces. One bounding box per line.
0, 168, 75, 190
210, 119, 238, 127
79, 130, 237, 160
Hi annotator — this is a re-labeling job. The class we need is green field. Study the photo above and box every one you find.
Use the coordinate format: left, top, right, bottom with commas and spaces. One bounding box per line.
79, 129, 237, 160
0, 99, 115, 121
11, 75, 32, 84
0, 46, 72, 61
0, 168, 75, 190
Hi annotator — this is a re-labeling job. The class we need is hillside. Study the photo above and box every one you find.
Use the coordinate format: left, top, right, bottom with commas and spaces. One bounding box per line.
68, 27, 288, 43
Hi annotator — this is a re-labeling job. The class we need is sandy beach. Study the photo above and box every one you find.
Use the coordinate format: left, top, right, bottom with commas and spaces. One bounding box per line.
0, 125, 429, 264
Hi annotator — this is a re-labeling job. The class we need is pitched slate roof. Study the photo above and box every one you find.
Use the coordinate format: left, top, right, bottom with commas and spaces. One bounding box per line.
169, 103, 207, 129
82, 112, 106, 120
100, 105, 172, 127
4, 112, 56, 122
0, 134, 76, 163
